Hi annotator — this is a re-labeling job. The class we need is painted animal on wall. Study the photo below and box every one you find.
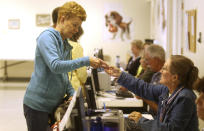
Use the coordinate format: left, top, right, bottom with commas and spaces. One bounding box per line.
105, 11, 132, 41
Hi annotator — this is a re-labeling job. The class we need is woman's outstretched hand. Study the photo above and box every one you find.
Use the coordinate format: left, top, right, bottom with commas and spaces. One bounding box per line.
99, 59, 109, 69
89, 57, 109, 69
89, 57, 122, 77
104, 66, 122, 78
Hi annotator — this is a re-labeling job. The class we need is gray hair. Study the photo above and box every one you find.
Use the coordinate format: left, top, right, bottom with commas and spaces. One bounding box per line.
145, 44, 165, 61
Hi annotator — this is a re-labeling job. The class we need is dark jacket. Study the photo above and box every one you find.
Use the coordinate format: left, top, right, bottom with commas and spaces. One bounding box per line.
118, 72, 199, 131
138, 68, 156, 83
125, 56, 141, 76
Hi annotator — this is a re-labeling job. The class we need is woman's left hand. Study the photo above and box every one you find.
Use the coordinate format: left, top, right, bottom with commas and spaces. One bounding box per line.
99, 59, 109, 69
65, 96, 72, 104
104, 66, 122, 78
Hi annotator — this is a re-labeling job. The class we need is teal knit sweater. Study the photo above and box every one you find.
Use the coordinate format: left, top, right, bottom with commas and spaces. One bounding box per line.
23, 27, 90, 113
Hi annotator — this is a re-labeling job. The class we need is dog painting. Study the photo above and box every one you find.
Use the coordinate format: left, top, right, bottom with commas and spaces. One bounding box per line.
105, 11, 132, 41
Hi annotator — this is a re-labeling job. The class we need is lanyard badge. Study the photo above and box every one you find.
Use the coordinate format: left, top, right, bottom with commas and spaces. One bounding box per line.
159, 87, 184, 122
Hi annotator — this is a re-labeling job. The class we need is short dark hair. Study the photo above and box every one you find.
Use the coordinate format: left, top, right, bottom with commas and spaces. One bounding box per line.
52, 7, 60, 25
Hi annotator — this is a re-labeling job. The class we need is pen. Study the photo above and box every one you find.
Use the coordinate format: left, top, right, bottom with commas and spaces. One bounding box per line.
103, 102, 106, 110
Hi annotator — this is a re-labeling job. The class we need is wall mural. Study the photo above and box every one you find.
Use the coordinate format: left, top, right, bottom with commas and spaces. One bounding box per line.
105, 11, 132, 41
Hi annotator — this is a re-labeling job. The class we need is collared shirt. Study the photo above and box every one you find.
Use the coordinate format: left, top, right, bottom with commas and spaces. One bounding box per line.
159, 87, 183, 122
150, 72, 161, 85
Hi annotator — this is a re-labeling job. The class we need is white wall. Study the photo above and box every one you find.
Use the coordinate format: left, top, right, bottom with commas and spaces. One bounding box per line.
183, 0, 204, 77
0, 0, 150, 65
0, 61, 4, 79
183, 0, 204, 128
151, 0, 204, 77
150, 0, 168, 53
152, 0, 204, 129
0, 0, 150, 78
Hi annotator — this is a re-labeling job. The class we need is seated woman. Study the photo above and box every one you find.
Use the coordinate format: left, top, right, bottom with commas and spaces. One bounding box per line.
125, 40, 143, 76
117, 40, 143, 97
105, 55, 199, 131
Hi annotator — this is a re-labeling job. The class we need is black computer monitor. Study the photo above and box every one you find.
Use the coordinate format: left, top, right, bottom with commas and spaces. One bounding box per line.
91, 68, 100, 92
74, 87, 88, 131
83, 68, 102, 110
98, 49, 104, 60
84, 84, 97, 110
94, 48, 104, 60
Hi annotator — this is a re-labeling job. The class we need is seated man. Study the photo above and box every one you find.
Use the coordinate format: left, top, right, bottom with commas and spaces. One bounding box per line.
119, 45, 166, 115
138, 44, 165, 115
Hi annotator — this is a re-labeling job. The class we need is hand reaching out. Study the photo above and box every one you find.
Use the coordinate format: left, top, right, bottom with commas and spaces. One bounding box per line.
89, 57, 109, 69
99, 59, 109, 69
104, 66, 122, 77
89, 57, 122, 77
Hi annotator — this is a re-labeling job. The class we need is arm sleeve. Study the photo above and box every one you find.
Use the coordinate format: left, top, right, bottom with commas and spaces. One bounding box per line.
66, 81, 75, 96
37, 32, 90, 74
117, 72, 165, 102
138, 69, 155, 83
